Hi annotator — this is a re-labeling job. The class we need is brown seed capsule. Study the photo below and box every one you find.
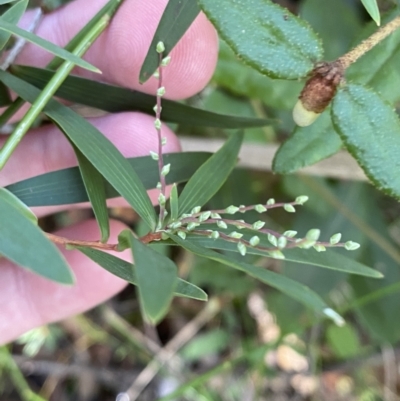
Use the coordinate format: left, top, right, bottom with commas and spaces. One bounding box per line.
293, 61, 344, 127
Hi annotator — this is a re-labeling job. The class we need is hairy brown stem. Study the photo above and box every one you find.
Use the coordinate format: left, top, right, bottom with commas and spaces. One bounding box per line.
338, 15, 400, 69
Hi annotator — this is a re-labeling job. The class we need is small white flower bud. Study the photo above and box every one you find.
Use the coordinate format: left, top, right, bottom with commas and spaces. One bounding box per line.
191, 206, 201, 214
199, 211, 211, 222
210, 231, 220, 239
156, 41, 165, 53
237, 242, 247, 256
158, 193, 166, 206
217, 220, 228, 229
295, 195, 309, 205
229, 231, 243, 239
277, 236, 287, 249
249, 236, 260, 246
266, 198, 275, 206
153, 69, 160, 79
154, 118, 162, 129
150, 151, 159, 160
330, 233, 342, 245
345, 241, 360, 251
161, 55, 171, 66
283, 230, 297, 238
225, 205, 239, 214
177, 231, 186, 240
252, 220, 265, 230
187, 222, 199, 231
157, 86, 166, 97
161, 137, 167, 146
156, 182, 162, 190
211, 213, 221, 219
268, 250, 285, 260
161, 164, 171, 176
268, 234, 278, 247
284, 204, 296, 213
313, 244, 326, 252
306, 229, 320, 241
255, 204, 267, 213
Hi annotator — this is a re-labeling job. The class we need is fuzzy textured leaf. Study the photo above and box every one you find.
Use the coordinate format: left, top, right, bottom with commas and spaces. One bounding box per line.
273, 111, 342, 174
140, 0, 200, 82
198, 0, 323, 79
332, 83, 400, 201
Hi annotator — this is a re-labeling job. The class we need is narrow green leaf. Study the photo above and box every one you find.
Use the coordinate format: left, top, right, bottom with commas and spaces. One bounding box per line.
273, 111, 342, 174
6, 152, 211, 207
130, 234, 178, 323
0, 187, 37, 224
0, 80, 11, 106
140, 0, 200, 82
169, 183, 179, 222
360, 0, 380, 26
198, 0, 323, 79
0, 194, 73, 284
77, 246, 207, 301
74, 146, 109, 243
178, 133, 243, 215
180, 235, 382, 278
332, 83, 400, 201
0, 70, 157, 229
0, 0, 18, 4
11, 66, 271, 128
170, 234, 343, 324
0, 20, 99, 72
0, 0, 28, 51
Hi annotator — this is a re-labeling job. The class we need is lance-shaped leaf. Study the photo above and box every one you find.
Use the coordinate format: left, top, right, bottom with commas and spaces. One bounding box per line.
6, 152, 211, 207
74, 146, 109, 243
170, 234, 344, 325
180, 235, 382, 278
332, 83, 400, 201
130, 234, 178, 324
77, 247, 207, 301
0, 191, 73, 284
140, 0, 200, 82
0, 69, 157, 229
11, 66, 271, 128
0, 0, 28, 51
0, 188, 36, 224
178, 132, 243, 215
360, 0, 380, 26
198, 0, 323, 79
273, 111, 342, 174
0, 20, 99, 72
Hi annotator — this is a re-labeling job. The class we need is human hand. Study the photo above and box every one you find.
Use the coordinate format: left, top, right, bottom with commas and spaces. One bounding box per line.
0, 0, 218, 345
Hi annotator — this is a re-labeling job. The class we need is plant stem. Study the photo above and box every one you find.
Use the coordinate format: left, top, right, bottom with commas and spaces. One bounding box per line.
338, 15, 400, 69
156, 53, 167, 228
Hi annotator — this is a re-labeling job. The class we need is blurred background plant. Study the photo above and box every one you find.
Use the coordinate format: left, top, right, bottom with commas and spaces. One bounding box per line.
2, 0, 400, 400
